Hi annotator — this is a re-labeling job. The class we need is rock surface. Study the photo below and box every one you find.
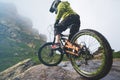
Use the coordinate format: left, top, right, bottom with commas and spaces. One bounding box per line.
14, 65, 83, 80
0, 59, 35, 80
0, 59, 120, 80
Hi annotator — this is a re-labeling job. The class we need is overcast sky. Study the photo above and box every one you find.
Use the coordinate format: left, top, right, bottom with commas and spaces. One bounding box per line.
0, 0, 120, 51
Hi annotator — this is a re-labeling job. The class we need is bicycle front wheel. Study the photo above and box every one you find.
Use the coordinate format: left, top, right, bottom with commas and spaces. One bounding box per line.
70, 29, 113, 79
38, 42, 63, 66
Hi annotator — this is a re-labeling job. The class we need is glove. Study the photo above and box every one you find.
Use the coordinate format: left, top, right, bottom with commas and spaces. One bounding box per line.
54, 19, 59, 28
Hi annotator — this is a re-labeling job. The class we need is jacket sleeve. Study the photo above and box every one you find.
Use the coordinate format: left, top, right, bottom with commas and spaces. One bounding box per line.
56, 2, 66, 21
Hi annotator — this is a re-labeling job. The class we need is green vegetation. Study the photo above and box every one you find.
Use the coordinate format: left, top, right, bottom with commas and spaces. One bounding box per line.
113, 51, 120, 58
0, 2, 47, 72
0, 36, 42, 72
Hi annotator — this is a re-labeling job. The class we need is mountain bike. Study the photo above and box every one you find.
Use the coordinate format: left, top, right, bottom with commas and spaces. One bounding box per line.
38, 28, 113, 79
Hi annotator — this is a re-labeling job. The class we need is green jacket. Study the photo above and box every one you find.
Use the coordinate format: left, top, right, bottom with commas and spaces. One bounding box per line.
56, 1, 76, 21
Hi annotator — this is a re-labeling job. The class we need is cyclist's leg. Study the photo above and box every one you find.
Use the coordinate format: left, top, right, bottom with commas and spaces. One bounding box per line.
54, 14, 73, 35
55, 14, 80, 41
69, 24, 80, 40
68, 14, 80, 40
54, 23, 67, 44
53, 21, 68, 48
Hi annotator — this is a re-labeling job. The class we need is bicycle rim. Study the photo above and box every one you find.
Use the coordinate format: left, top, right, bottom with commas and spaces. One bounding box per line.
38, 42, 63, 66
70, 29, 112, 79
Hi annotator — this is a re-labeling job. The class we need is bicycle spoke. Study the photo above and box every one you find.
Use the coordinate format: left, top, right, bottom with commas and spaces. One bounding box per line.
70, 29, 112, 79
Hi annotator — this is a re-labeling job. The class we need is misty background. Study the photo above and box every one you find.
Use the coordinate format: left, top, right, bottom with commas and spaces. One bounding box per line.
0, 0, 120, 51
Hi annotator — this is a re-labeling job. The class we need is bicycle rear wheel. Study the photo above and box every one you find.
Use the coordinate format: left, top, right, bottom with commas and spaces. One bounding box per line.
38, 42, 63, 66
70, 29, 113, 79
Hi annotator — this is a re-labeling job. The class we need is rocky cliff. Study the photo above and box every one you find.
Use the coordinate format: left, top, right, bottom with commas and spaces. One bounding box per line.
0, 59, 35, 80
1, 59, 120, 80
0, 59, 83, 80
0, 2, 46, 72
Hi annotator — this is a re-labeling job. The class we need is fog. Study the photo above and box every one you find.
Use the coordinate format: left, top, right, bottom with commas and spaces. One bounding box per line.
0, 0, 120, 51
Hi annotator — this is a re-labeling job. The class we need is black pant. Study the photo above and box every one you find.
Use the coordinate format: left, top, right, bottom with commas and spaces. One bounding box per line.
55, 14, 80, 40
